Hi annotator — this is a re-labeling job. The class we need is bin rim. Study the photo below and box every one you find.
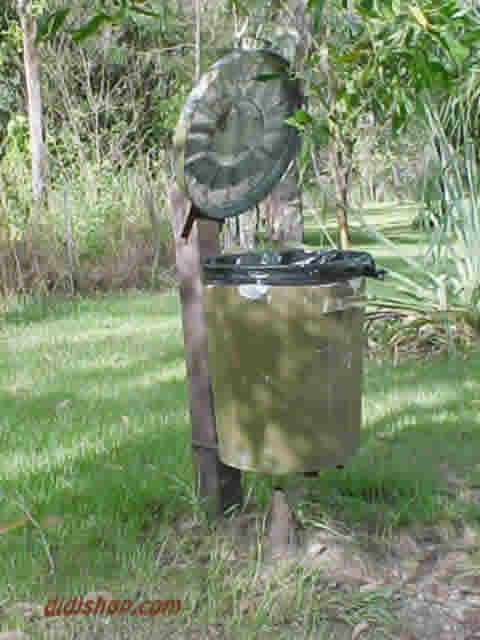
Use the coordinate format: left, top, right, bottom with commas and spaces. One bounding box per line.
203, 248, 385, 286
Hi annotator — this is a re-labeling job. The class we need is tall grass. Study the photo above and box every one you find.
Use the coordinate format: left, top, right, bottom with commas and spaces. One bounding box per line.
422, 107, 480, 329
0, 147, 174, 297
356, 105, 480, 347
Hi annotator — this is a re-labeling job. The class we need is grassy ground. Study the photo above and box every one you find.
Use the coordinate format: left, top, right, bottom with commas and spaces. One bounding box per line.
1, 205, 480, 639
303, 201, 431, 301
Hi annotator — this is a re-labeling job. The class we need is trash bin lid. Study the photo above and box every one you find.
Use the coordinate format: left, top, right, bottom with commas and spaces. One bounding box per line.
174, 48, 302, 223
203, 249, 386, 285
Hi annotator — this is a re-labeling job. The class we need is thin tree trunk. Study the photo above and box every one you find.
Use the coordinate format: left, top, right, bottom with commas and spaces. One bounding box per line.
144, 188, 162, 288
17, 0, 45, 285
17, 0, 45, 208
238, 210, 256, 250
271, 161, 303, 245
64, 190, 76, 295
332, 151, 350, 248
329, 139, 352, 249
325, 16, 353, 250
222, 218, 238, 251
392, 163, 401, 194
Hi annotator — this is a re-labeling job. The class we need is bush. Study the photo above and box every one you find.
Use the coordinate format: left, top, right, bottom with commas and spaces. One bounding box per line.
0, 149, 175, 296
358, 107, 480, 355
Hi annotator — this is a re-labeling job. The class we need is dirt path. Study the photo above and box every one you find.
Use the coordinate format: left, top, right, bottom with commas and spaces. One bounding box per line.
298, 521, 480, 639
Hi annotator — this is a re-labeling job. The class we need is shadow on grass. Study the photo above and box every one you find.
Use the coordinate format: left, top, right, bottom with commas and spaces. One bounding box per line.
303, 224, 426, 250
2, 295, 83, 326
297, 351, 480, 530
2, 284, 479, 599
2, 289, 181, 327
0, 371, 192, 600
0, 291, 193, 599
0, 330, 188, 465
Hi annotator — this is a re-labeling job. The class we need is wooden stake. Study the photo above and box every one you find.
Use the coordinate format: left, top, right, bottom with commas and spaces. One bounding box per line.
169, 185, 242, 517
267, 488, 297, 557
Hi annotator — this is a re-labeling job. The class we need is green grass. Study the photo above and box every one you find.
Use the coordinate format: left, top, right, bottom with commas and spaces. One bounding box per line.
326, 352, 480, 525
1, 205, 480, 638
0, 291, 193, 600
303, 201, 433, 304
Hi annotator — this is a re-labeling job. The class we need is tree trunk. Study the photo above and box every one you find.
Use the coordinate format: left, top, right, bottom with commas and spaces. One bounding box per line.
329, 134, 354, 249
221, 217, 238, 251
238, 210, 256, 250
392, 163, 401, 194
325, 16, 353, 250
262, 0, 312, 247
144, 188, 162, 288
17, 0, 45, 209
63, 190, 77, 295
169, 186, 242, 517
221, 212, 255, 252
270, 161, 303, 245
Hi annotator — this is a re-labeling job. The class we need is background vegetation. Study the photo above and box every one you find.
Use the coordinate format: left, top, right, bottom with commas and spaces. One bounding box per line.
2, 2, 480, 638
1, 0, 479, 301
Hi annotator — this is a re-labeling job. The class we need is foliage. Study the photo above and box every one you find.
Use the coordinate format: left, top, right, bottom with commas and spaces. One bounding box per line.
352, 0, 480, 133
0, 6, 24, 148
2, 289, 480, 637
421, 105, 480, 331
356, 104, 480, 355
0, 0, 223, 294
0, 131, 174, 295
294, 0, 480, 140
286, 0, 480, 243
3, 0, 480, 291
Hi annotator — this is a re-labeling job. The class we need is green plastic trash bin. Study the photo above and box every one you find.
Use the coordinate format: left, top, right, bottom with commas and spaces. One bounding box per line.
202, 249, 384, 474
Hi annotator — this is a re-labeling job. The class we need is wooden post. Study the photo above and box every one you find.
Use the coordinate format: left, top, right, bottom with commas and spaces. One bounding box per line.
169, 185, 242, 517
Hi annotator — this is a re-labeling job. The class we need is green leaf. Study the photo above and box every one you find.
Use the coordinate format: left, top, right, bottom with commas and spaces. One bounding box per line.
444, 33, 470, 65
286, 109, 315, 132
306, 0, 325, 32
357, 0, 374, 14
459, 30, 480, 46
51, 8, 71, 36
312, 120, 329, 146
409, 6, 430, 30
129, 4, 163, 19
306, 0, 326, 12
35, 8, 71, 43
71, 13, 116, 42
292, 109, 313, 125
254, 72, 284, 82
285, 116, 303, 131
226, 0, 249, 17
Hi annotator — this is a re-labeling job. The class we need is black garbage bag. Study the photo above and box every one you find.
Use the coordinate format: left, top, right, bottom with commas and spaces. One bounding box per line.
203, 249, 385, 286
